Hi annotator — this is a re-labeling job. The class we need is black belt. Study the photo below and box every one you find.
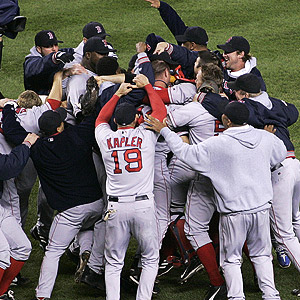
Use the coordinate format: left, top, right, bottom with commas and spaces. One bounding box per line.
108, 195, 149, 202
271, 163, 283, 172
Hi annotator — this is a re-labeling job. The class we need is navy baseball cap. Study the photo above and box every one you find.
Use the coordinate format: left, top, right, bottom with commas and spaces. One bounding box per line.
227, 74, 261, 93
38, 107, 67, 135
35, 30, 63, 47
115, 103, 137, 126
220, 101, 249, 125
82, 22, 111, 39
83, 36, 116, 55
217, 36, 250, 54
175, 27, 208, 46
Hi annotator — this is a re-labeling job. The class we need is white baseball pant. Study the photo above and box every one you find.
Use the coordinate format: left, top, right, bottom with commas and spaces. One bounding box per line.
105, 196, 160, 300
220, 209, 280, 300
35, 198, 104, 299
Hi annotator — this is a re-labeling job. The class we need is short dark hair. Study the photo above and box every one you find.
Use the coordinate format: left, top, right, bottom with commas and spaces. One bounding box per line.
96, 56, 119, 75
197, 51, 220, 68
151, 60, 170, 78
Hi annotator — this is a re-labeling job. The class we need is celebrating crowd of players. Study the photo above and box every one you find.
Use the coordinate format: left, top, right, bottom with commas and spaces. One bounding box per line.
1, 1, 300, 300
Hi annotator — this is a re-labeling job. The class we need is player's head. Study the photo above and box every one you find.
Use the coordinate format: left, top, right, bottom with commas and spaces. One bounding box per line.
194, 50, 221, 74
175, 27, 208, 51
220, 101, 249, 129
114, 103, 138, 128
227, 73, 262, 100
82, 37, 116, 72
82, 22, 110, 43
38, 107, 67, 136
17, 90, 43, 108
96, 56, 119, 76
35, 30, 63, 56
195, 63, 223, 92
217, 36, 251, 71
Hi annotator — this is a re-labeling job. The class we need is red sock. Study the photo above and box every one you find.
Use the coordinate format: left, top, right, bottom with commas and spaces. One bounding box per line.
0, 267, 5, 283
160, 226, 178, 259
0, 258, 25, 294
197, 243, 224, 286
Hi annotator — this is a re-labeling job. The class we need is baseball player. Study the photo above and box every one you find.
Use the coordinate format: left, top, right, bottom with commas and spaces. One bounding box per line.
146, 101, 285, 300
0, 130, 39, 300
95, 74, 166, 300
24, 30, 75, 95
2, 97, 105, 300
65, 21, 117, 68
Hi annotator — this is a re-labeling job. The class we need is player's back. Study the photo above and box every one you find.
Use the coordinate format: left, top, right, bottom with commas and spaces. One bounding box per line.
96, 123, 157, 197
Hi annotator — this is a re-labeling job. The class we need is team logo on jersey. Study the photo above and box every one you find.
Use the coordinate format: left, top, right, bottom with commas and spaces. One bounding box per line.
95, 26, 102, 33
47, 32, 54, 40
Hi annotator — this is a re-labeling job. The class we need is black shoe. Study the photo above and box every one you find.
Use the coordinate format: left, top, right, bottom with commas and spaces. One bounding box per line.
178, 256, 204, 284
0, 290, 15, 300
157, 259, 174, 277
80, 265, 105, 291
204, 283, 227, 300
292, 288, 300, 296
30, 225, 48, 251
10, 273, 30, 287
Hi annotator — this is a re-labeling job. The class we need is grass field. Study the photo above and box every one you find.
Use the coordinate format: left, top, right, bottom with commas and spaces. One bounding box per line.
1, 0, 300, 299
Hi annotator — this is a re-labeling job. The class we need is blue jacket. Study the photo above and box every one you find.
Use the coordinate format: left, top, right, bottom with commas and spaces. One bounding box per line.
2, 105, 102, 212
0, 141, 30, 198
199, 92, 298, 151
23, 46, 74, 95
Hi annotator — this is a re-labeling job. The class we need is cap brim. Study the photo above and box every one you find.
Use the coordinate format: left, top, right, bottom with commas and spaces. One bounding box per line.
150, 52, 179, 67
227, 80, 239, 91
57, 40, 63, 43
217, 44, 234, 53
175, 34, 188, 43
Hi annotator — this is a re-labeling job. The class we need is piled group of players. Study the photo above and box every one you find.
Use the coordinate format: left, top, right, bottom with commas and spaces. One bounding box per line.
1, 1, 300, 300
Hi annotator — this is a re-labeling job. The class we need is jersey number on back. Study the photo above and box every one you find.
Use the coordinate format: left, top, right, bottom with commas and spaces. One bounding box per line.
111, 148, 143, 174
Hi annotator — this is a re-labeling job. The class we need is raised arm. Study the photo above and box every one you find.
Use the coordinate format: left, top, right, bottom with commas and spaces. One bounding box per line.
95, 83, 134, 127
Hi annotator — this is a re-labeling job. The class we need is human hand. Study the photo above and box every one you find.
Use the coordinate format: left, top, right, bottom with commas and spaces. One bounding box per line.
154, 42, 169, 54
0, 98, 14, 108
132, 74, 149, 88
23, 133, 39, 145
264, 124, 276, 134
63, 64, 87, 78
54, 51, 75, 64
145, 0, 161, 8
145, 114, 167, 133
136, 42, 147, 53
115, 83, 135, 97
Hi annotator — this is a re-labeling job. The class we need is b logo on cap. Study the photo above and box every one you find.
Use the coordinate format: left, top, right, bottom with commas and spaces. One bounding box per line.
95, 26, 102, 33
102, 39, 108, 47
47, 32, 54, 40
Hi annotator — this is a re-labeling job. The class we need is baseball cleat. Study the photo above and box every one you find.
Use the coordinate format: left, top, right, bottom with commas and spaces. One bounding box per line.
275, 247, 291, 268
204, 283, 227, 300
128, 272, 160, 295
157, 259, 174, 277
75, 250, 91, 283
0, 290, 15, 300
292, 288, 300, 296
80, 265, 105, 291
178, 255, 204, 284
10, 272, 30, 287
30, 225, 48, 251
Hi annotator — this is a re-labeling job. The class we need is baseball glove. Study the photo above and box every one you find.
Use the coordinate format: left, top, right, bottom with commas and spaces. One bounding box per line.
79, 76, 99, 117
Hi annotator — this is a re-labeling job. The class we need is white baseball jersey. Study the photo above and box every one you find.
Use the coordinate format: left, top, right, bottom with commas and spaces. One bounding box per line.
95, 123, 159, 197
167, 82, 196, 105
167, 101, 224, 145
